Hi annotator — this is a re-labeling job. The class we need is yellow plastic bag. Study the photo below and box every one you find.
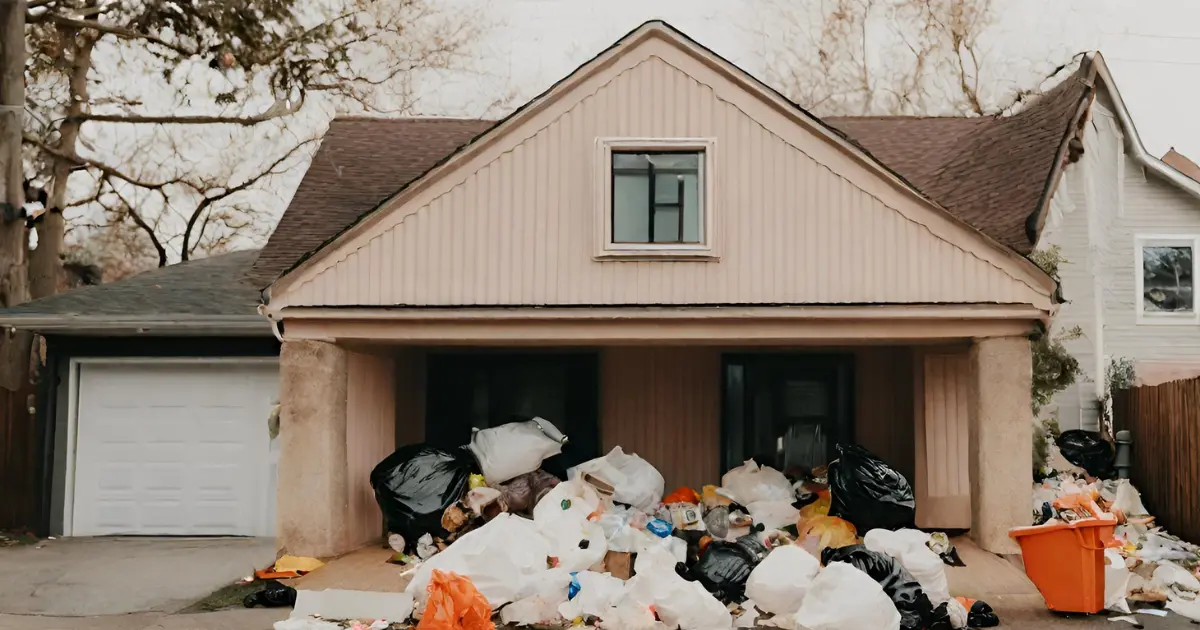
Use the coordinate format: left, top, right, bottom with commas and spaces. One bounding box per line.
702, 485, 732, 510
797, 516, 857, 555
469, 474, 488, 490
418, 570, 495, 630
798, 496, 831, 524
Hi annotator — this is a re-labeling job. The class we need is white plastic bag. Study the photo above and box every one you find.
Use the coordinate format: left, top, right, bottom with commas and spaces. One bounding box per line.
569, 447, 665, 511
1113, 480, 1149, 516
1104, 549, 1131, 614
534, 480, 607, 572
792, 562, 901, 630
469, 417, 566, 485
558, 571, 627, 620
1138, 533, 1195, 562
501, 568, 573, 626
406, 513, 551, 609
747, 501, 801, 532
745, 545, 821, 615
863, 529, 951, 606
1154, 560, 1200, 593
655, 576, 735, 630
722, 460, 793, 504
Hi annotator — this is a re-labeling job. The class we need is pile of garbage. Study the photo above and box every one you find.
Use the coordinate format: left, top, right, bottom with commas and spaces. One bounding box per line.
1034, 430, 1200, 619
274, 418, 1000, 630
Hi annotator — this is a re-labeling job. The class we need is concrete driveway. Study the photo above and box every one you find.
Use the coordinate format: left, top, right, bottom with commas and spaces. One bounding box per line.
0, 537, 276, 616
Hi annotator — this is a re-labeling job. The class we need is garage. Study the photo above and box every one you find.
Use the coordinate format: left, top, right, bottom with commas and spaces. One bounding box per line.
66, 359, 279, 537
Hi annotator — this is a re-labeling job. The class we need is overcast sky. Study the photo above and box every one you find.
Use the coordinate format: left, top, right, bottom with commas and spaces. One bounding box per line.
456, 0, 1200, 159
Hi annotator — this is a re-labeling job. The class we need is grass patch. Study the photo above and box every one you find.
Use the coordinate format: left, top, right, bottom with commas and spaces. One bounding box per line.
179, 579, 265, 613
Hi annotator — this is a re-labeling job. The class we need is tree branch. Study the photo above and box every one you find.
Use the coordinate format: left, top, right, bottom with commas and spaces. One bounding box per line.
64, 105, 299, 126
29, 12, 197, 57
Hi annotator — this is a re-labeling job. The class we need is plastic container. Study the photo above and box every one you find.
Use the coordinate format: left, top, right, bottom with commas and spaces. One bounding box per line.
1008, 516, 1117, 613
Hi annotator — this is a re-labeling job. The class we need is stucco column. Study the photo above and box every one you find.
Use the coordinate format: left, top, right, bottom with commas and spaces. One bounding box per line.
277, 339, 350, 558
968, 335, 1033, 555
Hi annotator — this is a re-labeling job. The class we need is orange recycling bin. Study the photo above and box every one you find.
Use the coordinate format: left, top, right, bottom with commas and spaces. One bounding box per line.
1008, 515, 1118, 614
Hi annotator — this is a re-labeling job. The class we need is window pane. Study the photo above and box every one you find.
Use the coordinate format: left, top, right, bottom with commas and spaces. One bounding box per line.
613, 153, 651, 169
681, 173, 702, 243
1143, 245, 1194, 313
653, 207, 681, 242
647, 153, 699, 170
613, 174, 649, 242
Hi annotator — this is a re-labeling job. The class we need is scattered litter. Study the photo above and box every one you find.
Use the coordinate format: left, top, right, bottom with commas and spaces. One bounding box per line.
244, 581, 298, 608
1108, 616, 1143, 628
417, 570, 493, 630
274, 617, 344, 630
955, 597, 1000, 628
1136, 608, 1170, 617
275, 555, 326, 574
291, 589, 414, 622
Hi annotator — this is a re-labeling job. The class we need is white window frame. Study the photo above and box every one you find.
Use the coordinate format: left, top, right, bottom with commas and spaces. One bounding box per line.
594, 137, 717, 260
1135, 234, 1200, 325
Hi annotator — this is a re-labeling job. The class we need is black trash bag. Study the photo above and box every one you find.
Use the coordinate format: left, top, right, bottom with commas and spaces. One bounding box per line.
1055, 430, 1115, 478
689, 533, 770, 602
821, 545, 934, 630
966, 600, 1000, 628
927, 602, 954, 630
243, 581, 297, 608
1033, 501, 1056, 526
939, 546, 966, 567
827, 444, 916, 532
369, 444, 475, 548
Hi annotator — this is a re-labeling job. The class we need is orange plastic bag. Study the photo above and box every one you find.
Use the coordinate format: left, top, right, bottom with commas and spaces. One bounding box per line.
664, 487, 702, 505
797, 495, 831, 524
417, 570, 495, 630
797, 515, 857, 555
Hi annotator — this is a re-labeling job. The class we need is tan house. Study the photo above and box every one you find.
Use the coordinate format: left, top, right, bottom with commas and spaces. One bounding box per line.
256, 22, 1095, 559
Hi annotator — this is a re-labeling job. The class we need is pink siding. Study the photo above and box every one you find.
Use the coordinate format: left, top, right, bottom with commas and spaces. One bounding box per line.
345, 351, 396, 548
274, 41, 1048, 311
854, 347, 916, 481
915, 349, 972, 529
600, 347, 722, 490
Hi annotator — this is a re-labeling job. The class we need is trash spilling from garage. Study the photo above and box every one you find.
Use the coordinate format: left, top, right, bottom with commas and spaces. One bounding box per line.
280, 417, 997, 630
1015, 429, 1200, 620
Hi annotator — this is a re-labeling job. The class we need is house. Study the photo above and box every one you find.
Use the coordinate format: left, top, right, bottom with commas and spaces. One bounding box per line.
0, 250, 280, 537
2, 22, 1099, 556
252, 21, 1089, 559
1036, 55, 1200, 432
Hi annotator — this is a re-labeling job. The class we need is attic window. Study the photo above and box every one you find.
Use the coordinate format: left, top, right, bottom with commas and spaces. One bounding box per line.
1136, 235, 1200, 324
596, 138, 716, 259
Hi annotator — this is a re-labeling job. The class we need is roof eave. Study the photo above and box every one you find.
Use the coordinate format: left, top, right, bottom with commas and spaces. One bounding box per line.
1090, 52, 1200, 201
0, 314, 272, 337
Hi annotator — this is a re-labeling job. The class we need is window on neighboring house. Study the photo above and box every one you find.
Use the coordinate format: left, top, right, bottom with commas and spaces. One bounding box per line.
1137, 236, 1200, 323
612, 151, 703, 244
596, 139, 715, 259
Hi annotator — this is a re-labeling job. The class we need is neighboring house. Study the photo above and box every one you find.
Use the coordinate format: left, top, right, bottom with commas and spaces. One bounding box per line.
0, 251, 280, 537
0, 22, 1108, 555
1037, 54, 1200, 432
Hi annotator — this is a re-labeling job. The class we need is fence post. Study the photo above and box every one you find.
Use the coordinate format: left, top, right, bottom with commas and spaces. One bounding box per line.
1115, 429, 1132, 479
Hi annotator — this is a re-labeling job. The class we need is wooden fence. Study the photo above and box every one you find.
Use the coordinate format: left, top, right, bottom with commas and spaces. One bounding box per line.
0, 382, 39, 531
1113, 376, 1200, 543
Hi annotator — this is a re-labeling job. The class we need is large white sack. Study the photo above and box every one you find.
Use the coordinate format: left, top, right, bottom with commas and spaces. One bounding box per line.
792, 562, 901, 630
721, 461, 793, 504
469, 417, 566, 485
745, 545, 821, 616
533, 480, 608, 572
568, 447, 665, 511
405, 513, 551, 609
864, 529, 951, 605
655, 576, 734, 630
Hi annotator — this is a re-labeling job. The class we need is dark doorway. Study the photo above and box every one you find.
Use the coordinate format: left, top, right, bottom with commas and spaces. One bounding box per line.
425, 352, 600, 475
722, 353, 855, 476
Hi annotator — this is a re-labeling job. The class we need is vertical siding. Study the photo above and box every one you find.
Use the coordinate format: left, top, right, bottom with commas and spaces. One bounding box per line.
394, 348, 427, 447
914, 350, 972, 529
277, 52, 1045, 309
345, 351, 396, 549
600, 347, 721, 490
854, 347, 915, 482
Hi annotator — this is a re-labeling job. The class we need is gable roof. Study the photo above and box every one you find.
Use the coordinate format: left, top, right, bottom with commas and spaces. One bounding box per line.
1163, 148, 1200, 183
0, 250, 269, 336
250, 118, 495, 285
262, 21, 1062, 298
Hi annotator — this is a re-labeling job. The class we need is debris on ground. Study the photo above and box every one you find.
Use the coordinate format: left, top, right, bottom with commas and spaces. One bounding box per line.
245, 581, 299, 608
351, 419, 989, 629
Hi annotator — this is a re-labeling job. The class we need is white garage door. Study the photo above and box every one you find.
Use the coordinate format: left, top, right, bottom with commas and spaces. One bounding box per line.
70, 360, 279, 537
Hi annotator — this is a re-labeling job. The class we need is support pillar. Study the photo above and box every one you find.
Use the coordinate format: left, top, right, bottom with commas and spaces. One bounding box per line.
968, 336, 1033, 554
277, 339, 350, 558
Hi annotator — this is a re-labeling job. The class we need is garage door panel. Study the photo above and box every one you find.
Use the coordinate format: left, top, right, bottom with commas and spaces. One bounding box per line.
72, 361, 278, 537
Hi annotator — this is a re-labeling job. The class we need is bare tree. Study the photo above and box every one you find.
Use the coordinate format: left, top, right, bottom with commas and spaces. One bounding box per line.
20, 0, 498, 297
753, 0, 1042, 117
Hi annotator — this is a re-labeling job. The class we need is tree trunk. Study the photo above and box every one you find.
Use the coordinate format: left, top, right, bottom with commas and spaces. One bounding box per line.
30, 32, 94, 299
0, 0, 32, 391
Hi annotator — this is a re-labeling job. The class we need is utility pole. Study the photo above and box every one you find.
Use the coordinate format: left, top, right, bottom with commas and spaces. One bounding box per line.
0, 0, 31, 391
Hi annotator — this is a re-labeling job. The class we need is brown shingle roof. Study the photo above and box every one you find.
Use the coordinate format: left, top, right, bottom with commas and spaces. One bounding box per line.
828, 70, 1093, 254
1163, 148, 1200, 183
253, 71, 1092, 284
249, 117, 495, 285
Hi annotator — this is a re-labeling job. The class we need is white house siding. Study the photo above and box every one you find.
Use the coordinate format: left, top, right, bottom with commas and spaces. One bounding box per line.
1042, 95, 1200, 431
